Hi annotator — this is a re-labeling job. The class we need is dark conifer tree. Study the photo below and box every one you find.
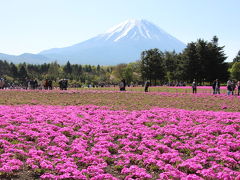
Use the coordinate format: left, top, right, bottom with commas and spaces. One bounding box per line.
10, 63, 18, 78
63, 61, 72, 75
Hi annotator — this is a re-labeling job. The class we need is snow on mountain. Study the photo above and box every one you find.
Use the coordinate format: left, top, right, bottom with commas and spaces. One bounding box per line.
1, 19, 186, 65
102, 19, 174, 42
39, 19, 186, 65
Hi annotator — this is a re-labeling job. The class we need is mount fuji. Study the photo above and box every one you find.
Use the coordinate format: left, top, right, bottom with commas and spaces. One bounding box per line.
1, 19, 186, 65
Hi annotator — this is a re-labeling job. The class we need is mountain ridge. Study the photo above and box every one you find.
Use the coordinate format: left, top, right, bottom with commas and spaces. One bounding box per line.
0, 19, 186, 65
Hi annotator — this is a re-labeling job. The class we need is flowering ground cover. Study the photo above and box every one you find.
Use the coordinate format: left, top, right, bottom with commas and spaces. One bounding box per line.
0, 105, 239, 179
0, 89, 239, 179
0, 89, 239, 112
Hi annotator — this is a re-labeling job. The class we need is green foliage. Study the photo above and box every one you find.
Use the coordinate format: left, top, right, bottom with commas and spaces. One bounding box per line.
0, 60, 11, 76
230, 62, 240, 80
54, 123, 65, 127
155, 134, 164, 140
182, 36, 228, 83
164, 51, 184, 82
10, 139, 20, 144
33, 168, 46, 177
47, 61, 61, 80
113, 165, 124, 172
147, 164, 163, 173
233, 50, 240, 63
140, 48, 165, 85
10, 63, 18, 78
143, 122, 156, 127
103, 156, 115, 165
108, 146, 118, 154
18, 65, 28, 81
179, 148, 193, 159
62, 131, 71, 137
63, 61, 72, 75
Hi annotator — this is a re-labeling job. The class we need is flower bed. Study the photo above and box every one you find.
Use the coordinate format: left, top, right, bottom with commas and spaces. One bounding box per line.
0, 105, 239, 179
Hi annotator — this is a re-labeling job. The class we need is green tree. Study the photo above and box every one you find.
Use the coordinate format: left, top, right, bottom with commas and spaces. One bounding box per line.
0, 60, 10, 76
84, 65, 92, 73
183, 37, 228, 83
18, 65, 28, 82
163, 51, 179, 82
112, 64, 127, 82
233, 50, 240, 63
72, 64, 83, 80
230, 62, 240, 80
182, 42, 199, 82
47, 61, 60, 80
140, 48, 165, 85
40, 63, 50, 74
10, 63, 18, 78
97, 64, 101, 72
63, 61, 72, 75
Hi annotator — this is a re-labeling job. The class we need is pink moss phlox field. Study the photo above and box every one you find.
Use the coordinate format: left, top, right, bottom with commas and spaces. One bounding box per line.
0, 105, 239, 179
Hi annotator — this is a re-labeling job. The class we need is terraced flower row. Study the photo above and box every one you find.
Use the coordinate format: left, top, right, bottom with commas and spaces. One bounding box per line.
0, 105, 239, 179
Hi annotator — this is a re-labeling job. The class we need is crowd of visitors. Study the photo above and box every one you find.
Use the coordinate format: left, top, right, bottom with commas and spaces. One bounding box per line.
0, 77, 68, 91
0, 75, 240, 96
59, 79, 68, 90
226, 80, 240, 96
191, 79, 240, 95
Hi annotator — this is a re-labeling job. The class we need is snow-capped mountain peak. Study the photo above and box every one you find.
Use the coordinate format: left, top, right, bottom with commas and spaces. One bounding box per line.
37, 19, 186, 65
102, 19, 169, 42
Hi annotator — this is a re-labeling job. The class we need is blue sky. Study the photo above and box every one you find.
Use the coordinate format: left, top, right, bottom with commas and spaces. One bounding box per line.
0, 0, 239, 61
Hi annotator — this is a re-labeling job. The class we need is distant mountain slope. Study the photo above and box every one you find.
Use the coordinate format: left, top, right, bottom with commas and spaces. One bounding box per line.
1, 19, 186, 65
39, 19, 186, 65
0, 53, 51, 64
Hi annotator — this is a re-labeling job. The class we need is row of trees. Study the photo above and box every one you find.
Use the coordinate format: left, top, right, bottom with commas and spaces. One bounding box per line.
0, 36, 239, 86
140, 36, 232, 85
0, 61, 115, 86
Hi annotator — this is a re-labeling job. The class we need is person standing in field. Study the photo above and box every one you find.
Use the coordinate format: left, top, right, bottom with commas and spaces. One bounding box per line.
144, 80, 150, 92
227, 80, 232, 95
59, 79, 63, 90
119, 79, 125, 91
192, 79, 197, 94
212, 80, 216, 94
237, 80, 240, 96
44, 79, 49, 90
34, 79, 38, 90
48, 80, 53, 90
231, 81, 236, 95
123, 79, 126, 91
0, 77, 5, 89
213, 79, 220, 94
119, 79, 126, 91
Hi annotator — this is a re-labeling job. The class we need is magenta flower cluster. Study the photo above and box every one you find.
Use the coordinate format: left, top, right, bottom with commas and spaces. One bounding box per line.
0, 105, 239, 179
